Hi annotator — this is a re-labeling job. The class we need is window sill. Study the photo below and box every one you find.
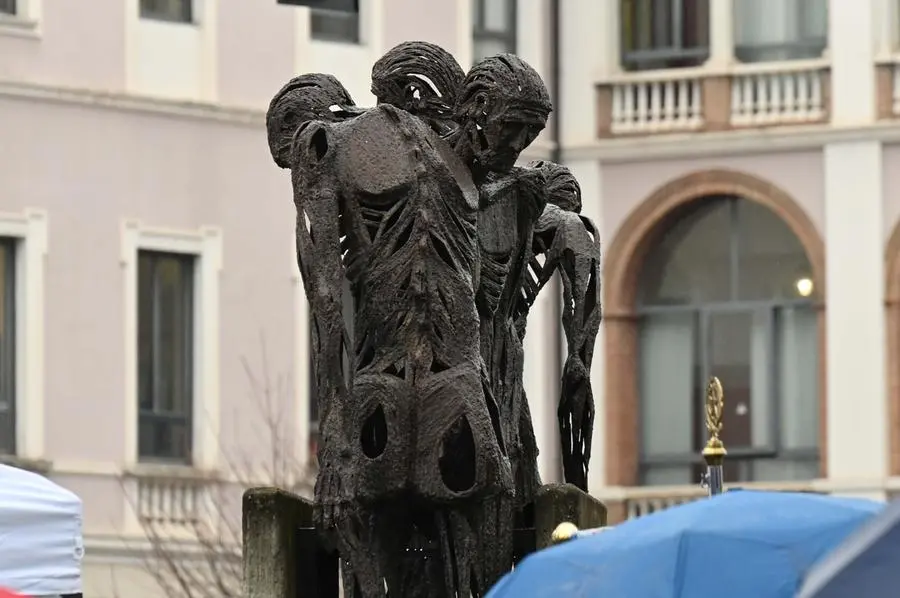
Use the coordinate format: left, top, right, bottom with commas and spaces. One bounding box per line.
0, 14, 39, 40
138, 15, 197, 26
124, 462, 219, 481
0, 454, 53, 474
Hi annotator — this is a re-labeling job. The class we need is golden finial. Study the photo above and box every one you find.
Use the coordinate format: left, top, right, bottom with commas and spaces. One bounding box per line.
551, 522, 579, 544
702, 377, 727, 464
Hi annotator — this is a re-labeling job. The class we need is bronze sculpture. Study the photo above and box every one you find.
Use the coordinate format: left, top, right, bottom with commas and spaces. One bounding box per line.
265, 41, 601, 598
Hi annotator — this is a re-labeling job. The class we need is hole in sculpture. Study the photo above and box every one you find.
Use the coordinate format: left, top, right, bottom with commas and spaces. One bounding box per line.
384, 360, 406, 379
393, 220, 414, 254
583, 265, 598, 326
483, 379, 506, 455
361, 404, 388, 459
309, 127, 329, 162
430, 233, 455, 268
439, 415, 477, 493
429, 355, 449, 373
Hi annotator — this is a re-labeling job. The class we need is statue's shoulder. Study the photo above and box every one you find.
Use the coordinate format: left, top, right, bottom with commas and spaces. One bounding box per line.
535, 205, 601, 257
333, 104, 432, 196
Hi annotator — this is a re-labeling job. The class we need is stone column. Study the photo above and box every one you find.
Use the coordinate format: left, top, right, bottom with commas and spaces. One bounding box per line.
559, 0, 616, 147
824, 140, 887, 500
828, 0, 877, 124
707, 0, 735, 67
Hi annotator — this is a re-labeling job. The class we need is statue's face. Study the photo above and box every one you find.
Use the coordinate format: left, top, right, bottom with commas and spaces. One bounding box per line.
468, 95, 547, 174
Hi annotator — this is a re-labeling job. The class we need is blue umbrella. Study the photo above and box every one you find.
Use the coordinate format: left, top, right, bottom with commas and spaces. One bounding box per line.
487, 490, 883, 598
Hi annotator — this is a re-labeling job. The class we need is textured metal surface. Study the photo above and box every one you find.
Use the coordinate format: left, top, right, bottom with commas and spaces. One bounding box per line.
265, 42, 601, 597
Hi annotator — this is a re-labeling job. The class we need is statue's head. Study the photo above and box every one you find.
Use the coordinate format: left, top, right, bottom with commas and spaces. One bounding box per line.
528, 160, 582, 213
371, 41, 465, 131
266, 73, 361, 169
455, 54, 552, 174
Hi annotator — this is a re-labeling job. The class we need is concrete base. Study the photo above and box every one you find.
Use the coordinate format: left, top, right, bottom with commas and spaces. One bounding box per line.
241, 484, 608, 597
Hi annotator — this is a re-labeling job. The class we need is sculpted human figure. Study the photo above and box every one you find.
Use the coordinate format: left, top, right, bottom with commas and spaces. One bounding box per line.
439, 52, 554, 587
265, 42, 601, 598
514, 160, 601, 491
268, 44, 514, 598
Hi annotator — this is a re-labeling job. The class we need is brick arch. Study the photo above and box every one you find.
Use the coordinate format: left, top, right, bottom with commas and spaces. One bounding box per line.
602, 169, 827, 487
883, 221, 900, 475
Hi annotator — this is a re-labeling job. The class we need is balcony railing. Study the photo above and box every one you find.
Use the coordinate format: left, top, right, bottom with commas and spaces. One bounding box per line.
610, 73, 704, 134
601, 479, 899, 524
597, 59, 831, 137
730, 60, 827, 126
137, 475, 209, 528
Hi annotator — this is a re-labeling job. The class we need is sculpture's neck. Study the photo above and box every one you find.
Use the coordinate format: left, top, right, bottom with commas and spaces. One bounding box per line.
446, 128, 488, 184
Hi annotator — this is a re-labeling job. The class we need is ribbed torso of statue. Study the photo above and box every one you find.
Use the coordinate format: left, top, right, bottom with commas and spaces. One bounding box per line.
476, 172, 544, 509
298, 104, 512, 508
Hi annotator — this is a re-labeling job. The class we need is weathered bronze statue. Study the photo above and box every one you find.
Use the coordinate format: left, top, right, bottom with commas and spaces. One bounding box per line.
265, 41, 601, 598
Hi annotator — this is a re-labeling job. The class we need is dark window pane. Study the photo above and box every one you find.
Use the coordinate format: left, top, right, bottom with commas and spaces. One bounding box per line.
139, 0, 192, 23
734, 0, 827, 63
639, 198, 733, 305
0, 238, 15, 455
621, 0, 710, 71
639, 312, 698, 459
0, 0, 16, 16
474, 37, 514, 61
775, 305, 818, 450
483, 0, 513, 32
637, 196, 819, 484
138, 251, 194, 463
139, 415, 192, 462
737, 200, 813, 301
311, 1, 360, 44
473, 0, 516, 60
707, 310, 773, 452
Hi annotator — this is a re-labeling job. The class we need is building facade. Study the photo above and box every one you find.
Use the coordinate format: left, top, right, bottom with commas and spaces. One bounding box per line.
0, 0, 546, 596
564, 0, 900, 522
2, 0, 900, 595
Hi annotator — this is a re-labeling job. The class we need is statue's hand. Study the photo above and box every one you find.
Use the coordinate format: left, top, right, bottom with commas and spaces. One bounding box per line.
312, 416, 356, 535
558, 356, 594, 489
516, 167, 549, 222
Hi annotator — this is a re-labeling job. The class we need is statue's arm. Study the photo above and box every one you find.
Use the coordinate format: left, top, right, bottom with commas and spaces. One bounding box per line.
290, 121, 352, 437
533, 209, 601, 492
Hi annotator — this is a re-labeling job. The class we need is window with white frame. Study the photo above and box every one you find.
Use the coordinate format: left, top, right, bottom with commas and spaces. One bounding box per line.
0, 209, 47, 462
734, 0, 828, 63
122, 222, 222, 471
137, 251, 195, 463
0, 0, 16, 16
0, 238, 15, 455
620, 0, 710, 71
311, 0, 360, 44
140, 0, 192, 23
473, 0, 517, 62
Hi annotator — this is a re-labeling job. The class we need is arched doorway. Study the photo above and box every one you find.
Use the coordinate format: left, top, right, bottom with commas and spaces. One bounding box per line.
603, 170, 826, 487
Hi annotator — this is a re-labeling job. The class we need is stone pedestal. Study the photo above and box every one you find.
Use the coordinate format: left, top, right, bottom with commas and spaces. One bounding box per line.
242, 488, 338, 598
533, 483, 608, 549
242, 484, 607, 597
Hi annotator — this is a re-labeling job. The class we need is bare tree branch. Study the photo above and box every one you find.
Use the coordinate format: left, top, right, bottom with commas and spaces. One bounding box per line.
117, 342, 312, 597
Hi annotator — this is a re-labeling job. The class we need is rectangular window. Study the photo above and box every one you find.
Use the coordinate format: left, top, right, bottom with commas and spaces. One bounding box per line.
311, 0, 360, 44
620, 0, 710, 71
734, 0, 828, 63
137, 251, 195, 463
638, 305, 819, 486
139, 0, 193, 23
0, 0, 16, 16
473, 0, 517, 63
0, 238, 15, 455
